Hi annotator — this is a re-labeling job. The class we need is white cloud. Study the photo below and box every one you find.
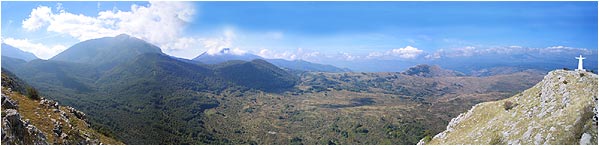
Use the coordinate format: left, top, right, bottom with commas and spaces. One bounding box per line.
426, 45, 594, 60
389, 46, 423, 59
2, 38, 67, 59
450, 46, 476, 57
22, 6, 52, 31
542, 46, 592, 54
202, 28, 236, 55
228, 48, 247, 55
21, 2, 196, 54
367, 46, 424, 59
257, 48, 320, 61
366, 52, 382, 58
424, 50, 442, 59
55, 3, 65, 13
340, 52, 360, 61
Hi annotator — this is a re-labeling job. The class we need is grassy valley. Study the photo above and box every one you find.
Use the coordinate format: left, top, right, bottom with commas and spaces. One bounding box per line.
196, 70, 544, 144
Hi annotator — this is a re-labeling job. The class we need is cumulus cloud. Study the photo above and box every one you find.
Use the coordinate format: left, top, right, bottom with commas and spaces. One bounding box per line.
2, 38, 67, 59
367, 46, 424, 59
257, 48, 321, 61
22, 6, 52, 31
21, 1, 195, 52
389, 46, 424, 59
202, 28, 237, 55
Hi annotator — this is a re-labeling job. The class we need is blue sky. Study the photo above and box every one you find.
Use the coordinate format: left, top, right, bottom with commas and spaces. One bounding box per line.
1, 1, 597, 61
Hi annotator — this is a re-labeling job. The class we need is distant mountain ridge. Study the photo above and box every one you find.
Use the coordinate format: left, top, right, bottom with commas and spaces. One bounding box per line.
1, 43, 39, 61
266, 59, 351, 72
193, 48, 263, 64
193, 48, 350, 72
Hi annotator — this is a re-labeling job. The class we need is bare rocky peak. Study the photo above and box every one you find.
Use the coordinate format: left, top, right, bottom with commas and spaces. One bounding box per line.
421, 70, 598, 145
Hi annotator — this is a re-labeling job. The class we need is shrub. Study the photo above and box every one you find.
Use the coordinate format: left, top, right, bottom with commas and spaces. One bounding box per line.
290, 137, 303, 145
489, 135, 503, 144
562, 80, 568, 84
422, 135, 432, 143
503, 101, 516, 111
354, 127, 369, 134
563, 68, 570, 71
26, 87, 40, 100
580, 73, 585, 77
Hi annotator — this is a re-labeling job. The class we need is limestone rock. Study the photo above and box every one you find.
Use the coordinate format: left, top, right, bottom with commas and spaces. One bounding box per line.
422, 70, 598, 145
1, 93, 18, 109
1, 109, 49, 145
67, 106, 87, 121
39, 99, 59, 109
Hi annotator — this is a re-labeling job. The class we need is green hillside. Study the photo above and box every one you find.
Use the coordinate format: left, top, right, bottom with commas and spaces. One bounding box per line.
213, 59, 299, 92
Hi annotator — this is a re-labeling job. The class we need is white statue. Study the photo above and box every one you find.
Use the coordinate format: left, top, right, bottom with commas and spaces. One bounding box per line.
575, 55, 585, 71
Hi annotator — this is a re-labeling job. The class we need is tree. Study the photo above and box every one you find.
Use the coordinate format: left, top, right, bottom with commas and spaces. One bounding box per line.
26, 87, 40, 100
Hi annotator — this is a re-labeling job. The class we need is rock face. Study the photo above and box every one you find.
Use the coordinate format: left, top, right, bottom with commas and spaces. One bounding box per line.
421, 70, 598, 145
2, 93, 19, 109
2, 109, 49, 145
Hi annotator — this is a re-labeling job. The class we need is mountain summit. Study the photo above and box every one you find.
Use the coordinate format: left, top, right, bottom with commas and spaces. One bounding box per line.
193, 48, 350, 72
420, 70, 598, 145
50, 34, 163, 70
192, 48, 262, 64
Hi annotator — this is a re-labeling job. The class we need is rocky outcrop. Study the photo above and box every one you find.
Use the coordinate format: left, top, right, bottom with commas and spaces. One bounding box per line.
66, 106, 87, 121
1, 70, 121, 144
1, 109, 49, 145
39, 98, 59, 109
41, 98, 101, 145
2, 91, 110, 145
2, 93, 18, 109
421, 70, 598, 145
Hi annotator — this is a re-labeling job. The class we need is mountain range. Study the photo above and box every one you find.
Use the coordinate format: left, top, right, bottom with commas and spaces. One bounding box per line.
1, 34, 302, 144
322, 48, 598, 74
1, 43, 39, 61
193, 48, 351, 72
0, 34, 579, 144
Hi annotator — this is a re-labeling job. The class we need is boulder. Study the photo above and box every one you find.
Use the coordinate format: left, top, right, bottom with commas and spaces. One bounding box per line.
1, 93, 18, 109
1, 109, 48, 145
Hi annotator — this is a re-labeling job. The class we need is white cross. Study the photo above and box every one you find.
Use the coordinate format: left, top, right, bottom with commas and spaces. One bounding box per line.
575, 54, 585, 71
